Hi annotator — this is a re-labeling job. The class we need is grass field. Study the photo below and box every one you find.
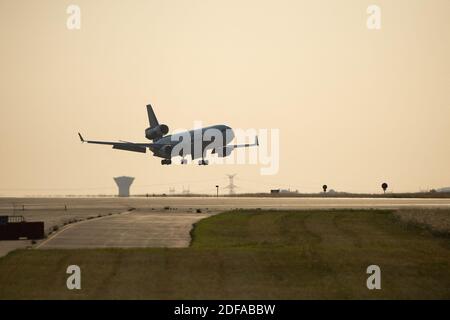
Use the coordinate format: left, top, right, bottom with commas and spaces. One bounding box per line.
0, 209, 449, 299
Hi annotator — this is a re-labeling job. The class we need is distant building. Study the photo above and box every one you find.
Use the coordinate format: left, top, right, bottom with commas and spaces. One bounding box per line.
270, 189, 298, 194
437, 187, 450, 193
113, 176, 135, 197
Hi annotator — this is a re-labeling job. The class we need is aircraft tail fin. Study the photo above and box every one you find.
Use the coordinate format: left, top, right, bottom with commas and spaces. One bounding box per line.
146, 104, 159, 128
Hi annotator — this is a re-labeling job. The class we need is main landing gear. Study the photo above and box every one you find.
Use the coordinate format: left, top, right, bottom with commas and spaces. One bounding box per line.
161, 159, 172, 165
161, 158, 207, 165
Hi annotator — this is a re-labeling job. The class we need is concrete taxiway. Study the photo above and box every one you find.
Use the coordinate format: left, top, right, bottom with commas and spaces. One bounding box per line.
37, 210, 211, 249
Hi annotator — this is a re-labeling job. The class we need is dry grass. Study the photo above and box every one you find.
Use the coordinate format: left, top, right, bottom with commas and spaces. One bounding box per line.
394, 209, 450, 235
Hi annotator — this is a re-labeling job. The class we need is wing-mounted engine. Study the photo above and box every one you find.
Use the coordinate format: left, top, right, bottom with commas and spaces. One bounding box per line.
145, 124, 169, 141
160, 144, 173, 155
152, 144, 173, 158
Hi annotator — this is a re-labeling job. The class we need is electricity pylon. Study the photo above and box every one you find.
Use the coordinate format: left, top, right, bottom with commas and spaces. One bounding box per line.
225, 174, 237, 195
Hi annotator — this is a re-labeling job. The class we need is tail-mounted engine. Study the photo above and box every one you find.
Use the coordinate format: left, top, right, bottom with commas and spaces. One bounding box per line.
145, 124, 169, 140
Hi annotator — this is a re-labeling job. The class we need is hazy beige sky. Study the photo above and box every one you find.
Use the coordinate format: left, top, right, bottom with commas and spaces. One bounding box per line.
0, 0, 449, 196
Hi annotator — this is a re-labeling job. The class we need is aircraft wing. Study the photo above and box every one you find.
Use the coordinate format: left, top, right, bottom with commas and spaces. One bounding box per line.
228, 136, 259, 149
78, 133, 167, 153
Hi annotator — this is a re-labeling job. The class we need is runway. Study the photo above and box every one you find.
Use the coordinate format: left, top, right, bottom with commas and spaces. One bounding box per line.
2, 196, 450, 213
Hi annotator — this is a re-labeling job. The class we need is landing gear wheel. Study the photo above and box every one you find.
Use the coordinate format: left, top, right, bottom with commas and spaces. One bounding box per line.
198, 159, 209, 165
161, 159, 172, 165
181, 159, 187, 165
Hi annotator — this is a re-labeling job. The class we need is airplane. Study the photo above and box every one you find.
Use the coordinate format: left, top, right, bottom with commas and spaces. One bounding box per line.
78, 104, 258, 165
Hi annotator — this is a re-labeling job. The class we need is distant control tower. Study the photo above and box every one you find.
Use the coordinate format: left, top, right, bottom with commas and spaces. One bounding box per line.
114, 176, 135, 197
